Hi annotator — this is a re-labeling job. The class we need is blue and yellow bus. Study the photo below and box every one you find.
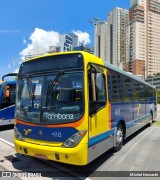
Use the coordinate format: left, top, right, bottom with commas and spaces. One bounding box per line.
14, 51, 157, 165
0, 73, 17, 126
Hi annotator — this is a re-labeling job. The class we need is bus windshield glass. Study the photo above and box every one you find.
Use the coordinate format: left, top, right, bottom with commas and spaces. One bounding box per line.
16, 72, 84, 124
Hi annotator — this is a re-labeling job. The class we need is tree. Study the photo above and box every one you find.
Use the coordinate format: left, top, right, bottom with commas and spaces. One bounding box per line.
154, 72, 160, 76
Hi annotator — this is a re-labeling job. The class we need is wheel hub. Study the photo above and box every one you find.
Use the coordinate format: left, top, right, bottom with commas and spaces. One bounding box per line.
117, 130, 123, 144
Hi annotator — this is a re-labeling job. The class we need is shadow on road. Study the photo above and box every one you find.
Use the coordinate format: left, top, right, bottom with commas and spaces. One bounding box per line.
0, 124, 14, 132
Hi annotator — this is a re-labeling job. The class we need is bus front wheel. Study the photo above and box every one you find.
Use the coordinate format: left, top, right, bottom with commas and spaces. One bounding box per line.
113, 123, 124, 152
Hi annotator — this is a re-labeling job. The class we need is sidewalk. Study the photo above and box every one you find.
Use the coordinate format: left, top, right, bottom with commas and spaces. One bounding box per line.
0, 140, 21, 180
0, 140, 77, 180
0, 165, 21, 180
155, 104, 160, 121
0, 140, 51, 180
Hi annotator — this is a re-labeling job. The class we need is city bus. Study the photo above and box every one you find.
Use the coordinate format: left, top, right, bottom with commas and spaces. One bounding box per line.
0, 73, 17, 126
14, 51, 157, 165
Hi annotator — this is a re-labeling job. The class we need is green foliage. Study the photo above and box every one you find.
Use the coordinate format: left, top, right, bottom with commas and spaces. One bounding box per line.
157, 90, 160, 104
154, 72, 160, 76
152, 121, 160, 126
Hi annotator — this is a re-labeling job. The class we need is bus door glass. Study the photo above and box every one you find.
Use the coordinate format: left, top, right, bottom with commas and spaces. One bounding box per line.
88, 64, 109, 137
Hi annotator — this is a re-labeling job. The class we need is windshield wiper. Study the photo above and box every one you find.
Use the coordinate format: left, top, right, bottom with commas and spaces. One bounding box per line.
45, 71, 64, 109
26, 76, 32, 96
25, 75, 34, 108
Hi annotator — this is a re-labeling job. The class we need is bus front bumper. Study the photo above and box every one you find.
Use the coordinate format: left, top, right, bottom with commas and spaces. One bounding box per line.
14, 138, 88, 166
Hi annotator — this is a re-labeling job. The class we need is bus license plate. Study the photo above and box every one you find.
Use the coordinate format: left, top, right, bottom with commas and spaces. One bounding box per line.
35, 154, 48, 160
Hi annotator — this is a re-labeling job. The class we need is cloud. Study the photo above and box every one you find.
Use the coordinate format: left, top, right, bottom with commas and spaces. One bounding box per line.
72, 30, 91, 45
14, 68, 19, 73
20, 28, 91, 61
20, 28, 59, 60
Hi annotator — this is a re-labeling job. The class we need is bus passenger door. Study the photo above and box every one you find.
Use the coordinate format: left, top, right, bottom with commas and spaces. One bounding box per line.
88, 64, 111, 138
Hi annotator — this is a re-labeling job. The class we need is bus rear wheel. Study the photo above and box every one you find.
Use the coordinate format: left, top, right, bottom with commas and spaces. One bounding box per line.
113, 123, 124, 152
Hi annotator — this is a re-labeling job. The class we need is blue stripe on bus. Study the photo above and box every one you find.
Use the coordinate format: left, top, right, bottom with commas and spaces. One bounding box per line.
88, 129, 115, 148
126, 115, 150, 129
88, 115, 150, 148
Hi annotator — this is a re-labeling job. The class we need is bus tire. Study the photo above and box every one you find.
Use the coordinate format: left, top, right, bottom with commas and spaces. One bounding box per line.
113, 123, 124, 152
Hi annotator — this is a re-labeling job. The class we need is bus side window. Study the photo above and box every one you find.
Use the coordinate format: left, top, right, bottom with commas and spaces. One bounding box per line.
108, 70, 122, 103
122, 75, 132, 102
139, 83, 145, 102
88, 68, 106, 116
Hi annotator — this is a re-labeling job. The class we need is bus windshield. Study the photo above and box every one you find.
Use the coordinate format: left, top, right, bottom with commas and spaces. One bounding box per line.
16, 72, 84, 124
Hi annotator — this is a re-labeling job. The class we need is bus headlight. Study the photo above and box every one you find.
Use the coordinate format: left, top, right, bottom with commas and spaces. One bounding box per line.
14, 127, 24, 141
62, 130, 87, 148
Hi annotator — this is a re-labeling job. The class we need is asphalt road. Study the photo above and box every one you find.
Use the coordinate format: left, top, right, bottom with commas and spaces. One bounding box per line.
42, 125, 159, 179
0, 125, 14, 145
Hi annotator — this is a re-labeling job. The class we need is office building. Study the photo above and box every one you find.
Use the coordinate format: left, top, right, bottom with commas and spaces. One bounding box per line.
55, 33, 86, 52
73, 46, 94, 54
127, 0, 160, 78
94, 21, 108, 61
108, 7, 129, 69
145, 76, 160, 90
57, 34, 73, 52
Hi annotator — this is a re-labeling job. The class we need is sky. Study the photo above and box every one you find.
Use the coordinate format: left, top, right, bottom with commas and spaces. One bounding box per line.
0, 0, 130, 79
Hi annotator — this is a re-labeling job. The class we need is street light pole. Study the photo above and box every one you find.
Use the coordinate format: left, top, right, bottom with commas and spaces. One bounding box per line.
142, 66, 147, 80
89, 17, 105, 58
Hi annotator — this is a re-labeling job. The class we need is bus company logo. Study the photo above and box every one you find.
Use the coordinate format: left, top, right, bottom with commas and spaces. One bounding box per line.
45, 113, 74, 120
24, 129, 32, 136
39, 130, 43, 135
136, 104, 141, 117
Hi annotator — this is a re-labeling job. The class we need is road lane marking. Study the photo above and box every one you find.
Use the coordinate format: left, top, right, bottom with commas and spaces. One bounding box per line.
0, 138, 14, 147
118, 127, 154, 164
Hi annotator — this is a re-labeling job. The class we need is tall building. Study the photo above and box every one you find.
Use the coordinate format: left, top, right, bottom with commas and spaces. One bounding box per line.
126, 0, 146, 77
57, 34, 73, 52
94, 21, 108, 61
145, 76, 160, 90
69, 33, 79, 47
147, 0, 160, 77
107, 7, 129, 69
127, 0, 160, 78
54, 33, 85, 53
69, 33, 85, 47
